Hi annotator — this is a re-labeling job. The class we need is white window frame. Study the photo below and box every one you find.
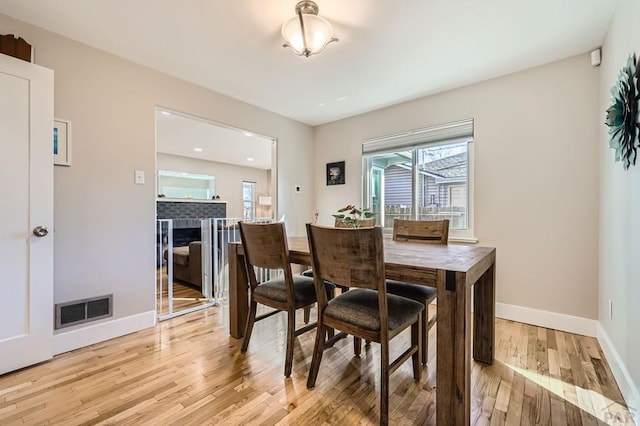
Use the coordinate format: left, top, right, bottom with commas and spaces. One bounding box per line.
242, 180, 256, 220
362, 119, 476, 243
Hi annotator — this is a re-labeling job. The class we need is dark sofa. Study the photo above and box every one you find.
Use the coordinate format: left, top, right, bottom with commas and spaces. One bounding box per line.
163, 224, 241, 288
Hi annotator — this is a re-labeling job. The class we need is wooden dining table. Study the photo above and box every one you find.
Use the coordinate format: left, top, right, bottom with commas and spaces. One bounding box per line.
228, 236, 496, 425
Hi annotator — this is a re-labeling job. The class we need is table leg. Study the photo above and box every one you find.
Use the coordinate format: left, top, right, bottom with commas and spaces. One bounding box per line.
229, 243, 248, 339
436, 270, 471, 425
473, 263, 495, 364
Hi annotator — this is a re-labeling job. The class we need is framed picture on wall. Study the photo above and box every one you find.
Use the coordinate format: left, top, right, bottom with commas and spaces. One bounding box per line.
326, 161, 345, 186
53, 118, 72, 166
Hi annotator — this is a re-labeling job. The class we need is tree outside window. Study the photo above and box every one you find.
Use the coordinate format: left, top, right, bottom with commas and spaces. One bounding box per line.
242, 181, 256, 220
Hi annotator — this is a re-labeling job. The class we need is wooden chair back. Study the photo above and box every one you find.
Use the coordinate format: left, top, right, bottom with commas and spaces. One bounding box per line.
238, 222, 292, 291
392, 219, 449, 244
307, 223, 422, 425
306, 224, 385, 291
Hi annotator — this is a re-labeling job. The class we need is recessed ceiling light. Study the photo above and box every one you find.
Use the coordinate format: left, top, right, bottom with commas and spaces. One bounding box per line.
160, 111, 171, 116
247, 157, 254, 162
193, 147, 203, 152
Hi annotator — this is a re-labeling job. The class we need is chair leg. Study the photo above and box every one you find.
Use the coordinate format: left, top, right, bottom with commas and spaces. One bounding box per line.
284, 309, 296, 377
422, 304, 429, 365
353, 336, 362, 357
326, 286, 335, 300
303, 305, 311, 324
307, 324, 326, 389
241, 300, 257, 352
324, 287, 335, 340
327, 327, 335, 341
412, 317, 421, 381
380, 339, 390, 426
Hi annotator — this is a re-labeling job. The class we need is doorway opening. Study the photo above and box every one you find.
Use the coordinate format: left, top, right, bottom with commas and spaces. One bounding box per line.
155, 107, 276, 320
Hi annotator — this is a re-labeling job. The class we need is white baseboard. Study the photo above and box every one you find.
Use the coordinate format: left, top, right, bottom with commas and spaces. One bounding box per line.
496, 303, 638, 419
597, 323, 640, 417
495, 302, 597, 337
53, 310, 156, 355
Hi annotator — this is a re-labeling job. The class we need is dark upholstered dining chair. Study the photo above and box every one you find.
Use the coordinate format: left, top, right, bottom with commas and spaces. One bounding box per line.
301, 217, 375, 296
305, 224, 423, 425
238, 221, 332, 377
386, 218, 449, 364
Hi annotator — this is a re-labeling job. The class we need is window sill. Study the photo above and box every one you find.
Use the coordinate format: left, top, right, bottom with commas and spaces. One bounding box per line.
449, 236, 479, 244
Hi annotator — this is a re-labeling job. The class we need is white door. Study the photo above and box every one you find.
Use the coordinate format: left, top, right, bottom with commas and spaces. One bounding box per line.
0, 55, 54, 374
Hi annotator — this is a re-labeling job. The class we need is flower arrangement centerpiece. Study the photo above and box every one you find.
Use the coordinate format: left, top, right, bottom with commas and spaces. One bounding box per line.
332, 204, 375, 228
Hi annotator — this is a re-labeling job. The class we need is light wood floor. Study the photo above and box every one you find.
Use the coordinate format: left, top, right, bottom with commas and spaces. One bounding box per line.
0, 304, 633, 425
157, 266, 213, 316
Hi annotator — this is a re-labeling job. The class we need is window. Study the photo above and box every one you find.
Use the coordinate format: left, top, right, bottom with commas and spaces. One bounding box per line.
242, 181, 256, 220
157, 170, 215, 200
362, 119, 475, 241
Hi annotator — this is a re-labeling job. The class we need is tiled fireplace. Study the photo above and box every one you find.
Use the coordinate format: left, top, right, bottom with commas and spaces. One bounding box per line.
157, 199, 227, 247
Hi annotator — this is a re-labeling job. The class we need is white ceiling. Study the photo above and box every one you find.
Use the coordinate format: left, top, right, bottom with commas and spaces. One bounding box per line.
156, 109, 273, 169
0, 0, 617, 126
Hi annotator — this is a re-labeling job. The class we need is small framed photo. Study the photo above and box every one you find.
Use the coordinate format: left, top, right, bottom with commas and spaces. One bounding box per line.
326, 161, 345, 186
53, 118, 72, 166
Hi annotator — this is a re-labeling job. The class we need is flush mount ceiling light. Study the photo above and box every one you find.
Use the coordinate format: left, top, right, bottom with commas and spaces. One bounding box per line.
282, 1, 338, 57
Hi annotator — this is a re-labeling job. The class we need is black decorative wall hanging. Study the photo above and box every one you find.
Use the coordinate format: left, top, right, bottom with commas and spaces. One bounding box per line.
326, 161, 345, 185
605, 53, 640, 170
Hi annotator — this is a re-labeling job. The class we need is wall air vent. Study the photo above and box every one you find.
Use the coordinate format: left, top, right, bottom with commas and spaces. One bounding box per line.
55, 294, 113, 329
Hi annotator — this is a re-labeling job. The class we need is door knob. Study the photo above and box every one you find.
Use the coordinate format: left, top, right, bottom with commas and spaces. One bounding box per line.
33, 226, 49, 237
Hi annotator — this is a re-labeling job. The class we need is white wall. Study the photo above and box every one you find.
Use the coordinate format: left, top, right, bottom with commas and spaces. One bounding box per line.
0, 13, 315, 346
156, 153, 270, 218
314, 54, 600, 321
5, 12, 634, 404
598, 0, 640, 411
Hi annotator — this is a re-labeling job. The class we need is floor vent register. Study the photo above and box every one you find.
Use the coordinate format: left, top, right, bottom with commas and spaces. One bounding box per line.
55, 294, 113, 329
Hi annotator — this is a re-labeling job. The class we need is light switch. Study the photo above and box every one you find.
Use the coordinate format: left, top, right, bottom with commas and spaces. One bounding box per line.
135, 170, 145, 185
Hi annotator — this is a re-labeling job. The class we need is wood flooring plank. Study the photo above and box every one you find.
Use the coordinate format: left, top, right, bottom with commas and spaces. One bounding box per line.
550, 397, 568, 426
494, 379, 511, 413
505, 367, 526, 425
556, 332, 573, 370
520, 394, 535, 426
0, 310, 633, 425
